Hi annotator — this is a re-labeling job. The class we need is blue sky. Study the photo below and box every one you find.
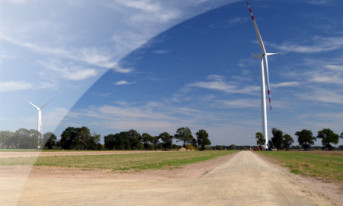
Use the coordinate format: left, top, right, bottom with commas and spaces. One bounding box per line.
1, 0, 343, 146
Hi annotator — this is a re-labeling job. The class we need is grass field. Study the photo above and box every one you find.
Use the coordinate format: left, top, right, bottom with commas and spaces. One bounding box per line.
259, 151, 343, 182
0, 150, 236, 171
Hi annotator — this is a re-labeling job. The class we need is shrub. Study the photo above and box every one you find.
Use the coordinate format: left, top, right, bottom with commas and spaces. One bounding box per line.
185, 144, 196, 151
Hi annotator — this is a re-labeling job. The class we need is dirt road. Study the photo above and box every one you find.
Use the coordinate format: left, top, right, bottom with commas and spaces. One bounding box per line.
0, 151, 340, 205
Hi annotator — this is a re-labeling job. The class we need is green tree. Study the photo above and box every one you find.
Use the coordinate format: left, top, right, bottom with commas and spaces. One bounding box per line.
60, 127, 78, 149
0, 130, 14, 149
282, 134, 294, 151
127, 129, 143, 150
88, 133, 101, 150
175, 127, 193, 147
13, 128, 41, 149
60, 126, 100, 150
317, 128, 339, 150
151, 136, 160, 150
196, 129, 211, 150
106, 132, 135, 150
104, 134, 116, 150
295, 129, 315, 150
267, 140, 273, 150
255, 132, 265, 146
271, 128, 283, 150
43, 132, 57, 149
159, 132, 173, 150
229, 144, 236, 150
142, 133, 153, 150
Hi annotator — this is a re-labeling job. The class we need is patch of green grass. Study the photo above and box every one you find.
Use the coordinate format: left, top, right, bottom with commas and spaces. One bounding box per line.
259, 151, 343, 182
0, 151, 237, 171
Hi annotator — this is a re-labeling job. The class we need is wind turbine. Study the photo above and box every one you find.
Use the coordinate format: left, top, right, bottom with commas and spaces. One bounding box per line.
25, 99, 52, 135
247, 2, 276, 150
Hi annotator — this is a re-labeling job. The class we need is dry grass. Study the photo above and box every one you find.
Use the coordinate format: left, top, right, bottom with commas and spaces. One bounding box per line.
259, 151, 343, 182
0, 150, 237, 172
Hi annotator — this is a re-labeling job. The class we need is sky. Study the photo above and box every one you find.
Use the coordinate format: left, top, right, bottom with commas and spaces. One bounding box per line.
1, 0, 343, 146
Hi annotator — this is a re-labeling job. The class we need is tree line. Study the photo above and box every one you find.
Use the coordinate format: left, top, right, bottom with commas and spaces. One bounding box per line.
255, 128, 343, 150
0, 126, 211, 150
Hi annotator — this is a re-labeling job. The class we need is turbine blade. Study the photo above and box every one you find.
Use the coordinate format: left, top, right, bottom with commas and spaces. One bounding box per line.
247, 1, 266, 54
40, 98, 53, 110
25, 98, 40, 110
263, 56, 272, 110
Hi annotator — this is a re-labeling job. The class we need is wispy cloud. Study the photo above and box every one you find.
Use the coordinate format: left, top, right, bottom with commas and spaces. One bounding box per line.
301, 60, 343, 85
153, 50, 169, 54
62, 99, 236, 134
218, 99, 259, 108
114, 80, 135, 86
187, 75, 259, 95
310, 73, 343, 85
228, 17, 249, 24
0, 81, 32, 92
271, 81, 300, 88
39, 60, 97, 81
270, 36, 343, 54
2, 35, 130, 73
298, 88, 343, 104
325, 64, 343, 71
111, 0, 180, 24
188, 80, 236, 93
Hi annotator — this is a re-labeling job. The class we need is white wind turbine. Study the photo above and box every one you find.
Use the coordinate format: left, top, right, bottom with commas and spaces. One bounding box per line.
247, 2, 276, 150
25, 99, 52, 135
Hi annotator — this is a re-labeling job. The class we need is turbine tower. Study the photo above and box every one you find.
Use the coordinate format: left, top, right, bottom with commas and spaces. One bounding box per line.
26, 99, 51, 135
247, 2, 276, 150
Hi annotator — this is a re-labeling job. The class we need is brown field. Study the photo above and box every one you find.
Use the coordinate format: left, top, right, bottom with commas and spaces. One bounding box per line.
0, 150, 158, 158
0, 151, 342, 206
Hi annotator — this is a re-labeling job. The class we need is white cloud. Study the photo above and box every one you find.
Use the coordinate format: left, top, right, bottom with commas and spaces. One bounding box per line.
187, 75, 259, 95
270, 36, 343, 54
39, 60, 97, 81
310, 74, 343, 85
325, 65, 343, 71
115, 80, 135, 86
271, 81, 300, 88
189, 80, 236, 93
299, 62, 343, 85
0, 81, 32, 92
298, 88, 343, 104
112, 0, 180, 24
219, 99, 259, 108
207, 74, 225, 81
43, 107, 69, 128
153, 50, 168, 54
63, 100, 230, 134
228, 17, 248, 24
2, 35, 129, 74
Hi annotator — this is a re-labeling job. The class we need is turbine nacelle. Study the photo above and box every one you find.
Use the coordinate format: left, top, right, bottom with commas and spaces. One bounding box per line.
252, 53, 277, 59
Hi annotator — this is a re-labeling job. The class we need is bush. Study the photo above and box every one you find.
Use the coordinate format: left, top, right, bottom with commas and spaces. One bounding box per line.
185, 144, 196, 151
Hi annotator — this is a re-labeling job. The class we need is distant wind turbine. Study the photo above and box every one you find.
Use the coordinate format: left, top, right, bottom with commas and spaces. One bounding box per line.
247, 2, 276, 150
25, 99, 52, 135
